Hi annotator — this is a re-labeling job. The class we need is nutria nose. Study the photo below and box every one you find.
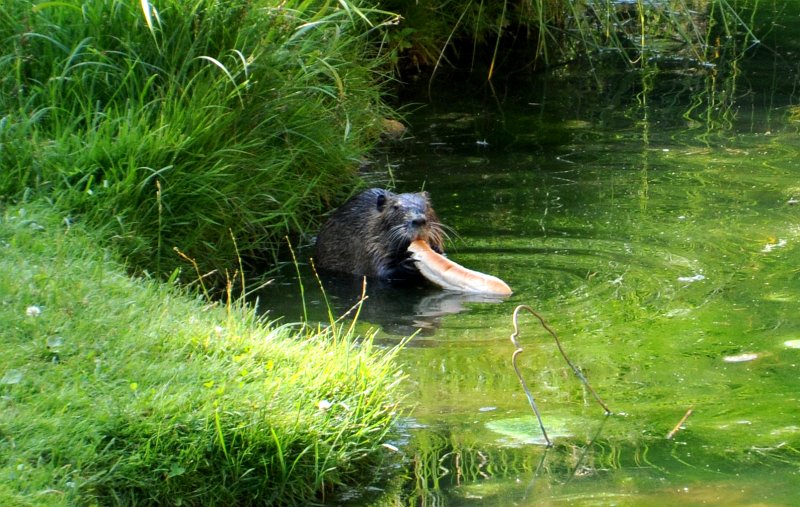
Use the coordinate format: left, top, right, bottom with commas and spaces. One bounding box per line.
411, 216, 427, 228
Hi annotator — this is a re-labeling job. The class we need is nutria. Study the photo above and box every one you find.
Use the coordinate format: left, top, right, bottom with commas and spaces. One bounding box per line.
314, 188, 445, 281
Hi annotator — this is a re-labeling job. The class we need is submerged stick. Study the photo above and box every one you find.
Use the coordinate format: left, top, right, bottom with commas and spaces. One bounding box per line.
666, 407, 694, 440
511, 338, 552, 447
509, 305, 612, 447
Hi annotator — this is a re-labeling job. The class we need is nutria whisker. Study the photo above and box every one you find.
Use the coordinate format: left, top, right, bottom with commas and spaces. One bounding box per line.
387, 222, 411, 246
433, 221, 457, 244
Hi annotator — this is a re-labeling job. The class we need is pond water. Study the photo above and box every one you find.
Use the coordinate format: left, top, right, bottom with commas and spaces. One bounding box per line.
257, 8, 800, 506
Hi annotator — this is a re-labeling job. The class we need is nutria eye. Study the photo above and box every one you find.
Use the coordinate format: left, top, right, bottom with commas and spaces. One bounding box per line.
376, 194, 386, 210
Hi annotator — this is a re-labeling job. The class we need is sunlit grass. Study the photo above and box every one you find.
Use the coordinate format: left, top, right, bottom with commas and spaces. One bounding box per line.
0, 204, 405, 505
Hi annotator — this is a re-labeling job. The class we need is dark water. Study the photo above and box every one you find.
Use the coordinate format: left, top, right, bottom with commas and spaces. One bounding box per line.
256, 6, 800, 506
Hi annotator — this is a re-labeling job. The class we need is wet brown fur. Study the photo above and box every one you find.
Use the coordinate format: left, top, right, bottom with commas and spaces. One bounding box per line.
314, 188, 445, 280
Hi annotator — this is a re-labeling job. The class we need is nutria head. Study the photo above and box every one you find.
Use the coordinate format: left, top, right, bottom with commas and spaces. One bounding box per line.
372, 190, 444, 257
314, 188, 446, 280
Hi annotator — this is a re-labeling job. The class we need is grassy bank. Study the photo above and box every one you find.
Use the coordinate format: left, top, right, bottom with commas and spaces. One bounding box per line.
0, 204, 405, 505
0, 0, 395, 279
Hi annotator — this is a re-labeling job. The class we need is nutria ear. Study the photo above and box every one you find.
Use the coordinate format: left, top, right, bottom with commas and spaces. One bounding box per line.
376, 192, 387, 211
420, 191, 430, 200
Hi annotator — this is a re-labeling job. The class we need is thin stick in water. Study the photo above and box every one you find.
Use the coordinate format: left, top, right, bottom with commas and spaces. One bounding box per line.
666, 407, 694, 439
509, 305, 612, 447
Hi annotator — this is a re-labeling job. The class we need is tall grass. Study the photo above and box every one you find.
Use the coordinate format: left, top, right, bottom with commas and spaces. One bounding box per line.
0, 0, 396, 279
0, 204, 405, 505
378, 0, 760, 77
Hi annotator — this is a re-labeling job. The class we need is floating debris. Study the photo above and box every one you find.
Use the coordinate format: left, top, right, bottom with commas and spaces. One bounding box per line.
678, 274, 705, 283
381, 443, 400, 452
46, 336, 64, 349
769, 426, 800, 436
723, 353, 758, 363
784, 340, 800, 349
1, 369, 23, 385
764, 292, 795, 302
26, 305, 42, 317
762, 239, 787, 253
665, 308, 692, 318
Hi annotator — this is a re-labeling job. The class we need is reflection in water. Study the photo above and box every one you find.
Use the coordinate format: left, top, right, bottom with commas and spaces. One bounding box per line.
254, 267, 508, 337
354, 412, 799, 506
357, 416, 625, 507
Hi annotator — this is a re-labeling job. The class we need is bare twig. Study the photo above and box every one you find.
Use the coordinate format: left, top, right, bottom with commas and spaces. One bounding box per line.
511, 343, 552, 446
509, 305, 612, 447
666, 407, 694, 439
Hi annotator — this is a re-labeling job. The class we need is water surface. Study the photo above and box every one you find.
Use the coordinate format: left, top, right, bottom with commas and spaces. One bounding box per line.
369, 26, 799, 507
260, 10, 800, 505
